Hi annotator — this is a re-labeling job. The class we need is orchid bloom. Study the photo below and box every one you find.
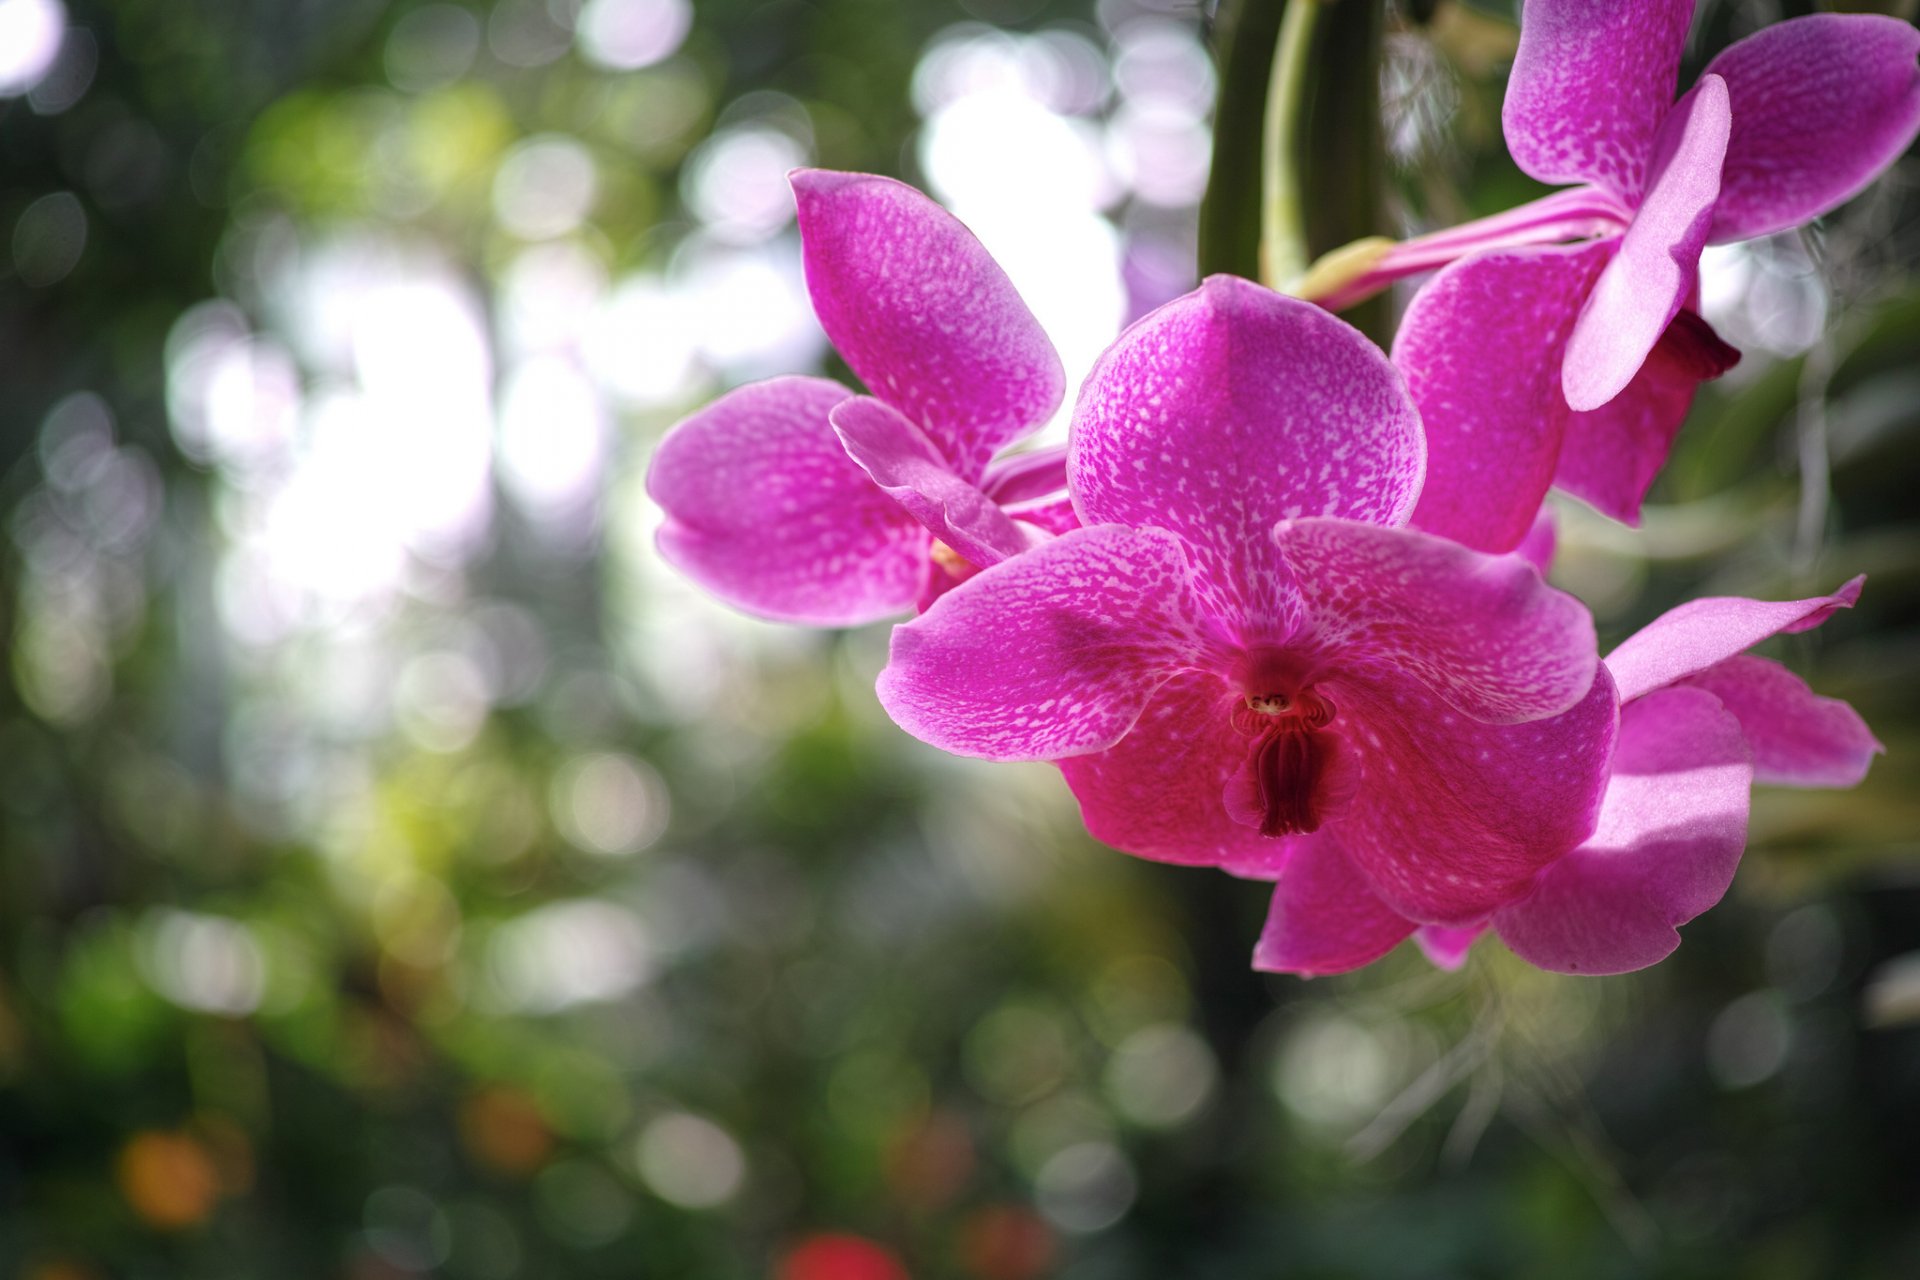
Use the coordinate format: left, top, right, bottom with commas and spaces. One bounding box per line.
1319, 4, 1920, 553
647, 170, 1076, 626
876, 277, 1621, 937
1261, 574, 1882, 977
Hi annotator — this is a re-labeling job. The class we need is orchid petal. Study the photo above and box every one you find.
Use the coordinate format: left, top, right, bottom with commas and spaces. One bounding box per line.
1396, 243, 1611, 553
792, 169, 1064, 476
1563, 75, 1730, 413
1605, 576, 1863, 703
1253, 833, 1415, 977
1494, 686, 1752, 975
1058, 670, 1294, 873
1512, 510, 1558, 577
1274, 517, 1598, 725
1414, 924, 1487, 972
1071, 275, 1421, 636
1502, 0, 1697, 202
982, 443, 1069, 505
1554, 308, 1737, 523
1333, 669, 1619, 926
831, 397, 1033, 570
649, 376, 925, 626
1678, 655, 1883, 788
877, 526, 1221, 761
1705, 14, 1920, 245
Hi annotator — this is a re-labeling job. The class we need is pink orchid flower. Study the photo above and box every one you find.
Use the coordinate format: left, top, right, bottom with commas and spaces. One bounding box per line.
1258, 575, 1882, 977
876, 276, 1621, 933
647, 170, 1077, 625
1338, 4, 1920, 553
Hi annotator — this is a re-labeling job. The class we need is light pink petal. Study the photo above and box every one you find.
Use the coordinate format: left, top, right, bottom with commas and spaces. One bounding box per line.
876, 525, 1222, 761
792, 169, 1063, 477
1005, 495, 1080, 538
1554, 308, 1739, 523
1058, 669, 1294, 873
1678, 655, 1883, 789
1502, 0, 1696, 202
1330, 669, 1619, 926
1253, 833, 1415, 977
1071, 275, 1421, 637
648, 376, 925, 626
1563, 75, 1730, 413
982, 443, 1069, 505
1705, 14, 1920, 245
1494, 686, 1752, 975
1414, 924, 1487, 972
1604, 575, 1863, 703
1396, 242, 1611, 554
1274, 517, 1599, 725
831, 397, 1033, 570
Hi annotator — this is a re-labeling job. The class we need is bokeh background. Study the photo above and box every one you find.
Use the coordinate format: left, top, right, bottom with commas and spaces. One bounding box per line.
2, 0, 1918, 1275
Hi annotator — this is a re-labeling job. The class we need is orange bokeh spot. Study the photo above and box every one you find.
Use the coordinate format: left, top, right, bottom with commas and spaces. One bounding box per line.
959, 1205, 1055, 1280
776, 1233, 910, 1280
458, 1085, 553, 1176
115, 1131, 220, 1230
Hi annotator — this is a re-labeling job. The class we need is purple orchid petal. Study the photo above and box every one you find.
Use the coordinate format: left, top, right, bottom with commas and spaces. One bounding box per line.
1058, 670, 1296, 873
1333, 668, 1619, 926
982, 443, 1069, 505
1004, 494, 1080, 537
1397, 242, 1612, 554
1502, 0, 1697, 203
1414, 923, 1486, 972
1704, 14, 1920, 245
1512, 510, 1558, 576
1071, 275, 1422, 635
1678, 655, 1883, 788
876, 525, 1224, 761
1563, 74, 1730, 413
1274, 517, 1599, 725
791, 169, 1064, 477
649, 376, 926, 626
1554, 308, 1738, 523
1494, 686, 1752, 976
1253, 833, 1415, 977
831, 396, 1034, 571
1605, 576, 1863, 703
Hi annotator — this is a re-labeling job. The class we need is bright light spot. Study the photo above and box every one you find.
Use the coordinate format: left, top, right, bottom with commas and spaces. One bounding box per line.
1272, 1014, 1401, 1129
395, 651, 492, 752
1700, 237, 1828, 359
1103, 1023, 1217, 1128
493, 135, 599, 240
682, 125, 810, 244
498, 356, 608, 520
1111, 18, 1214, 116
676, 236, 826, 381
635, 1113, 746, 1208
139, 910, 268, 1016
577, 0, 690, 71
499, 241, 608, 357
551, 752, 670, 857
27, 22, 92, 113
1034, 1142, 1136, 1233
165, 307, 302, 476
1107, 102, 1210, 206
921, 90, 1113, 215
585, 274, 702, 408
487, 899, 653, 1012
0, 0, 64, 97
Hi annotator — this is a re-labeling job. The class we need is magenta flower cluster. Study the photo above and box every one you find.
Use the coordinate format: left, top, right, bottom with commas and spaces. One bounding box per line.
648, 2, 1907, 977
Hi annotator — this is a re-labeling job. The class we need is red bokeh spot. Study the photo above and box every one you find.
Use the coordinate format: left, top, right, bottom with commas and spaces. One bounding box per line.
776, 1233, 909, 1280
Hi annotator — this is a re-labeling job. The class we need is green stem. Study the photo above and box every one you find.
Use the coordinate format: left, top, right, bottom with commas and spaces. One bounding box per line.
1260, 0, 1321, 290
1197, 0, 1290, 281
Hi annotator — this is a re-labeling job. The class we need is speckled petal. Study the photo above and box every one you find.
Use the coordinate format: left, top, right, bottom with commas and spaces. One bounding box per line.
1677, 655, 1882, 788
792, 169, 1063, 477
1494, 686, 1752, 975
1253, 833, 1416, 977
1502, 0, 1696, 202
876, 525, 1223, 761
649, 376, 926, 625
1274, 517, 1598, 725
831, 396, 1033, 571
1563, 75, 1729, 413
1397, 242, 1611, 554
1705, 14, 1920, 244
1058, 669, 1295, 873
1330, 668, 1619, 926
1605, 576, 1863, 703
1071, 276, 1422, 638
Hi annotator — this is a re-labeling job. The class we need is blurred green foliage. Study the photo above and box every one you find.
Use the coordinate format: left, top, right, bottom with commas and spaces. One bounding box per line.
2, 2, 1919, 1278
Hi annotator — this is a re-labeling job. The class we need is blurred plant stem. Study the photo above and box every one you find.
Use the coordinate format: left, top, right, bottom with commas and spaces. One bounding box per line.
1200, 0, 1390, 344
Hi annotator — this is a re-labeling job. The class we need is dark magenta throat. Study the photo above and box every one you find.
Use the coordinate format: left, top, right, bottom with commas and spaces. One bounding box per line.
1231, 687, 1339, 838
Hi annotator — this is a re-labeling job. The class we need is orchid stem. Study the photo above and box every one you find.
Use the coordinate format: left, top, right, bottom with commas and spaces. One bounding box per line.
1260, 0, 1321, 291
